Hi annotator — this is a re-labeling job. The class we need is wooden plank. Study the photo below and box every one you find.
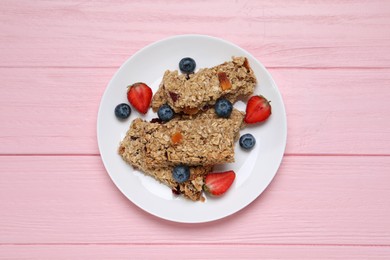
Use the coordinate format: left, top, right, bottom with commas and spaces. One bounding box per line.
0, 0, 389, 68
0, 155, 389, 244
1, 68, 389, 154
273, 68, 390, 154
0, 245, 389, 259
0, 68, 112, 155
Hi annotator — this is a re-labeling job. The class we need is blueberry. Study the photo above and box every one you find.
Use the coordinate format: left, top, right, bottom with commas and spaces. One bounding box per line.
214, 98, 233, 118
239, 133, 256, 150
172, 165, 190, 183
115, 103, 131, 119
179, 57, 196, 74
157, 104, 174, 122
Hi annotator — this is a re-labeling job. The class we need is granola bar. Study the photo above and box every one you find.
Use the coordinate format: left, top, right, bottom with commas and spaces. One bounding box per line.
142, 117, 237, 168
118, 107, 245, 201
180, 107, 245, 141
119, 118, 212, 201
151, 56, 257, 114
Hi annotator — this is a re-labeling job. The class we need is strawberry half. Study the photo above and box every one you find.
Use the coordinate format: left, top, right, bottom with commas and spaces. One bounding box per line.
127, 82, 152, 114
244, 95, 271, 124
203, 170, 236, 196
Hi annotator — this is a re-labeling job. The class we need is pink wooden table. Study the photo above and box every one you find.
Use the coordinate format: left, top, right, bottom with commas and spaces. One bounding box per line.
1, 1, 390, 259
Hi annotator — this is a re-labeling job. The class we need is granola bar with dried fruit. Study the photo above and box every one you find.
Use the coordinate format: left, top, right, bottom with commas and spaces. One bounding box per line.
142, 117, 236, 168
151, 56, 256, 114
118, 107, 245, 201
119, 118, 212, 201
178, 107, 245, 141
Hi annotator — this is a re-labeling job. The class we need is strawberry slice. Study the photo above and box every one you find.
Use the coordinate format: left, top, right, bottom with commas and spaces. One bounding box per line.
244, 95, 271, 124
127, 82, 152, 114
203, 170, 235, 196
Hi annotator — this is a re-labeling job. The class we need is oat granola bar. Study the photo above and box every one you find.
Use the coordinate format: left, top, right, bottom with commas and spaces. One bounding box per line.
118, 107, 245, 201
119, 118, 212, 201
151, 56, 257, 114
180, 107, 245, 141
142, 117, 237, 168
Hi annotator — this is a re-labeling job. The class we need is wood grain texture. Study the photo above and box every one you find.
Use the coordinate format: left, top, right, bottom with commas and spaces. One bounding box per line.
1, 155, 389, 245
1, 68, 389, 155
0, 0, 389, 68
1, 245, 390, 259
1, 0, 390, 258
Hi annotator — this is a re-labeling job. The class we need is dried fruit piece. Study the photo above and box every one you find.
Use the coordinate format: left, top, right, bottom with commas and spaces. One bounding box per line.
171, 131, 183, 144
183, 107, 199, 115
150, 118, 163, 124
118, 146, 125, 155
243, 58, 251, 72
169, 91, 179, 102
218, 72, 232, 90
172, 187, 181, 195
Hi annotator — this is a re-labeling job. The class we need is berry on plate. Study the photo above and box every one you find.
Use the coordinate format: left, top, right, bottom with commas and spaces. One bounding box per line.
114, 103, 131, 119
127, 82, 152, 114
214, 98, 233, 118
244, 95, 271, 124
172, 165, 190, 183
203, 170, 235, 196
179, 57, 196, 74
157, 104, 174, 122
239, 133, 256, 150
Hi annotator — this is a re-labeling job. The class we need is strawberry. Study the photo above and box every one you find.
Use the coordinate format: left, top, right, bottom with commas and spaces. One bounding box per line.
244, 95, 271, 124
127, 82, 152, 114
203, 170, 235, 196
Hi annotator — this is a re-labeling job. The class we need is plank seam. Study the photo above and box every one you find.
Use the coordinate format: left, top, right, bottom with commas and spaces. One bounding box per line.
0, 154, 101, 156
284, 153, 390, 157
0, 153, 389, 157
0, 243, 389, 248
0, 66, 389, 70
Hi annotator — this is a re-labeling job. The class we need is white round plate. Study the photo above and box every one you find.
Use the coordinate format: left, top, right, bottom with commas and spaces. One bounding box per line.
97, 34, 287, 223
